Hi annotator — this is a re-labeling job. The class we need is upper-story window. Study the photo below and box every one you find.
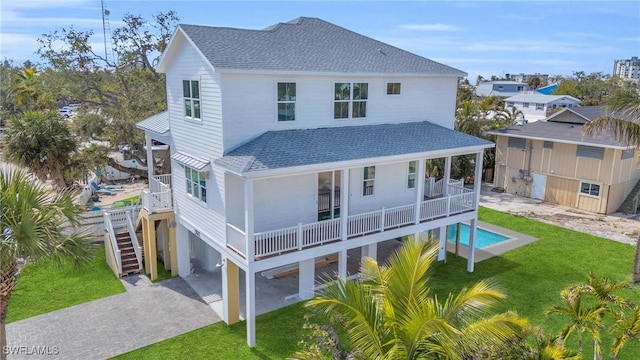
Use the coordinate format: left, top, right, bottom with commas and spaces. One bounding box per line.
277, 82, 296, 121
334, 82, 368, 119
185, 166, 207, 203
407, 161, 417, 189
183, 80, 201, 119
386, 82, 401, 95
363, 166, 375, 196
523, 102, 530, 108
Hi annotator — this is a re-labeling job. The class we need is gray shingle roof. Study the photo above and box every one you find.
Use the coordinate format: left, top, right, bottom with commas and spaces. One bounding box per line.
136, 111, 169, 134
486, 121, 626, 149
178, 17, 466, 75
215, 121, 493, 174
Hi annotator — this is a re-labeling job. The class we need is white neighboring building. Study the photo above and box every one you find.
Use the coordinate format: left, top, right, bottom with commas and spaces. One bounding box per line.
504, 94, 581, 123
613, 57, 640, 81
135, 17, 493, 347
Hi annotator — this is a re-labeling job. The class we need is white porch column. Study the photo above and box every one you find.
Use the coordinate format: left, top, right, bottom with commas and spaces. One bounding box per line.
244, 179, 255, 262
415, 158, 425, 224
438, 226, 447, 261
145, 135, 154, 181
299, 259, 315, 300
467, 219, 478, 272
340, 168, 350, 240
361, 244, 377, 262
176, 223, 191, 277
338, 249, 348, 280
443, 155, 452, 195
474, 151, 484, 208
246, 268, 257, 347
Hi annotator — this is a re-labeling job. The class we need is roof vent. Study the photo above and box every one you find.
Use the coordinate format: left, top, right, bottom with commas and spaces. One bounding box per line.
377, 48, 386, 56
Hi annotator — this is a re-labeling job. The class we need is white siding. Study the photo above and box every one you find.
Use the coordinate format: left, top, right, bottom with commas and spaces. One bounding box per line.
221, 74, 457, 151
165, 35, 227, 246
348, 162, 417, 215
253, 174, 317, 232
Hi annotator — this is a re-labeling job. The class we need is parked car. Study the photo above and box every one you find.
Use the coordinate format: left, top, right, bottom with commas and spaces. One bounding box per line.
58, 108, 72, 118
68, 103, 82, 110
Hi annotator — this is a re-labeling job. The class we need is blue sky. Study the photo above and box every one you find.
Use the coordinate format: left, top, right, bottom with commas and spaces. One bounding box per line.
1, 0, 639, 81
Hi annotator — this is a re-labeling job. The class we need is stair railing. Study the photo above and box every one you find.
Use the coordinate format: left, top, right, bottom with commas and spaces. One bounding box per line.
125, 209, 143, 271
104, 212, 122, 274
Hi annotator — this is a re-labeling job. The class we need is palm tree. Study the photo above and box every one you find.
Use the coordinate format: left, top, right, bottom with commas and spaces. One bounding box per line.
0, 168, 94, 359
495, 106, 525, 127
292, 239, 527, 359
3, 110, 78, 189
610, 306, 640, 359
547, 287, 607, 358
6, 66, 39, 109
583, 89, 640, 281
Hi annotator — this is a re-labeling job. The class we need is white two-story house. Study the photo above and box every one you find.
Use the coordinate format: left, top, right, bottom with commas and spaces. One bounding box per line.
134, 17, 493, 346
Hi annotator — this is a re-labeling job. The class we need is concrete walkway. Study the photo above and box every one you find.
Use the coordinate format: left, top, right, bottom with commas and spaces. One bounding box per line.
6, 276, 220, 360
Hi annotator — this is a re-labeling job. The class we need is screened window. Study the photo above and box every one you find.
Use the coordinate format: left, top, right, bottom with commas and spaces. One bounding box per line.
334, 82, 368, 119
386, 82, 401, 95
363, 166, 375, 196
544, 141, 554, 149
277, 82, 296, 121
536, 103, 544, 110
523, 102, 530, 108
183, 80, 201, 119
622, 149, 635, 160
579, 181, 601, 197
507, 137, 526, 149
407, 161, 417, 188
185, 166, 207, 202
576, 145, 604, 160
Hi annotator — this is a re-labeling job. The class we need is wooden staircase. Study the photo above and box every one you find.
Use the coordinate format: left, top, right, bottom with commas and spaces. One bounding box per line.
619, 180, 640, 214
115, 228, 142, 276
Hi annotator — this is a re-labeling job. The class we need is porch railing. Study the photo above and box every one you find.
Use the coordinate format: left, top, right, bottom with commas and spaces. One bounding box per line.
141, 189, 173, 213
247, 192, 476, 259
103, 212, 122, 274
227, 223, 247, 255
149, 174, 172, 193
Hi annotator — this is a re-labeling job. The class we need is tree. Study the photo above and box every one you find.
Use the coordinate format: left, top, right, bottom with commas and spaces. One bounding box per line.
0, 169, 94, 359
528, 75, 543, 90
292, 239, 527, 359
583, 89, 640, 281
610, 307, 640, 359
547, 287, 606, 358
3, 110, 78, 188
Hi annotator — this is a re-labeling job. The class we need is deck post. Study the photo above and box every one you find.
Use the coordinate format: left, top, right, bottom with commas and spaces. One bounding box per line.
438, 226, 447, 261
415, 158, 425, 224
176, 222, 191, 277
160, 219, 171, 270
361, 243, 377, 262
145, 135, 154, 181
146, 216, 158, 281
246, 268, 257, 347
299, 258, 315, 300
297, 222, 303, 250
444, 156, 451, 196
474, 151, 484, 208
244, 179, 255, 262
169, 215, 178, 277
222, 257, 240, 324
338, 249, 348, 280
467, 219, 477, 272
340, 168, 350, 240
379, 207, 385, 231
141, 216, 151, 274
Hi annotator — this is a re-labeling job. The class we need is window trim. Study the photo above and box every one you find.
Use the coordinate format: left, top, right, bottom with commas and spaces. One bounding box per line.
334, 82, 368, 120
363, 166, 375, 196
185, 166, 207, 203
276, 82, 296, 122
407, 161, 417, 189
386, 82, 401, 95
183, 79, 201, 122
579, 181, 601, 198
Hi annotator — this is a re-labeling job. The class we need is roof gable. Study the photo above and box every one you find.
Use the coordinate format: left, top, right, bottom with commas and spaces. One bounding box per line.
161, 17, 466, 76
505, 94, 581, 104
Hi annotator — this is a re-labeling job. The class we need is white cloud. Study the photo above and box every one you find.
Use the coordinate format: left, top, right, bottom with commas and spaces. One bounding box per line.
1, 0, 94, 10
462, 40, 615, 55
1, 10, 124, 29
397, 23, 463, 32
0, 33, 40, 61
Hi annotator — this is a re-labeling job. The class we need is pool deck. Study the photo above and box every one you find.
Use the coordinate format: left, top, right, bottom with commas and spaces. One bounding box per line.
444, 221, 538, 262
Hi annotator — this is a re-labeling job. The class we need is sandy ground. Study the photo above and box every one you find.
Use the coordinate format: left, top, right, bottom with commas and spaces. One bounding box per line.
479, 184, 640, 246
89, 180, 147, 208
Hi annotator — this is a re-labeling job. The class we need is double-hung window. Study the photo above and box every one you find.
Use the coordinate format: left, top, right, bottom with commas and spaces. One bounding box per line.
334, 82, 368, 119
407, 161, 417, 188
185, 166, 207, 202
579, 181, 600, 197
277, 82, 296, 121
363, 166, 375, 196
183, 80, 201, 119
386, 82, 401, 95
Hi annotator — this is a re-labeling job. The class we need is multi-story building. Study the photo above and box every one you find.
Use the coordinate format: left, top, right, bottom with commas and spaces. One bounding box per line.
110, 17, 494, 347
613, 57, 640, 81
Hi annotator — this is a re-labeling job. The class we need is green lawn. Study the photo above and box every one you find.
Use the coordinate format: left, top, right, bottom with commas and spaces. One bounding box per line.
115, 206, 640, 359
6, 246, 126, 323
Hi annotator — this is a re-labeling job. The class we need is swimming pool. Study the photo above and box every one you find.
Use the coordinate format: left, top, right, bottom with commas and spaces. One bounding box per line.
446, 224, 509, 249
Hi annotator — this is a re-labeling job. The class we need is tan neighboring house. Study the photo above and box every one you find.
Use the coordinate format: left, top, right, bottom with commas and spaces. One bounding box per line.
487, 106, 640, 214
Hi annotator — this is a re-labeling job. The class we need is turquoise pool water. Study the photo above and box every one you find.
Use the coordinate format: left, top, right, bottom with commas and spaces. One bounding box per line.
446, 224, 509, 249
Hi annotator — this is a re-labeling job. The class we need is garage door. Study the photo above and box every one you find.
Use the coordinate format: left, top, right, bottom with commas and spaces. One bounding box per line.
544, 176, 578, 207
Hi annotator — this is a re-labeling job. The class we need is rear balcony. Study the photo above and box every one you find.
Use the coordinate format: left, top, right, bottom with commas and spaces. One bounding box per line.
226, 182, 475, 261
141, 174, 173, 213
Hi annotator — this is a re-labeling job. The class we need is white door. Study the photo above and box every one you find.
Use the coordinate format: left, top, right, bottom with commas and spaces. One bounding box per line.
532, 173, 546, 200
